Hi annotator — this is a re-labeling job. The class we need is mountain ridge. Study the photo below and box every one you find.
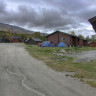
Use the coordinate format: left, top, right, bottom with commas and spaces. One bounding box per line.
0, 23, 34, 34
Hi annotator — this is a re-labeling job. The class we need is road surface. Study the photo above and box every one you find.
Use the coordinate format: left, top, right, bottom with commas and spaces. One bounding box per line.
0, 43, 95, 96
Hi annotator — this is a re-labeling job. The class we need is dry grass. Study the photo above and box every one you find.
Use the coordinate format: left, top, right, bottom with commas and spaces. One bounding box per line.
86, 81, 96, 88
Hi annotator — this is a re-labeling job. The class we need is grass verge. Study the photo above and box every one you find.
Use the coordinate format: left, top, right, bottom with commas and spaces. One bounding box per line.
26, 45, 96, 87
86, 81, 96, 88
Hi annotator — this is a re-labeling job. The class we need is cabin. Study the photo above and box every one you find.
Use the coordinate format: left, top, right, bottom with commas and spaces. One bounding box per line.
10, 37, 22, 43
87, 41, 96, 47
47, 31, 87, 47
25, 38, 42, 45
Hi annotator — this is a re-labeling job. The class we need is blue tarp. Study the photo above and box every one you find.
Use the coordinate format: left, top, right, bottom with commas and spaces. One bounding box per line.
57, 42, 67, 47
41, 41, 55, 47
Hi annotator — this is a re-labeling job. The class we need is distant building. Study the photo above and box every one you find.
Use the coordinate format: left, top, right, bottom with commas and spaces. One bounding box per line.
10, 37, 22, 43
2, 38, 10, 43
87, 41, 96, 47
47, 31, 87, 47
89, 16, 96, 32
25, 38, 42, 45
0, 38, 2, 43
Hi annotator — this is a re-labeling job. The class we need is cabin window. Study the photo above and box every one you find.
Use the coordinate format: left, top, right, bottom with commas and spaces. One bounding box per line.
61, 37, 66, 42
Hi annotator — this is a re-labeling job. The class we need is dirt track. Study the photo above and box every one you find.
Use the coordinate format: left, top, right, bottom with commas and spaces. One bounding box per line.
0, 43, 96, 96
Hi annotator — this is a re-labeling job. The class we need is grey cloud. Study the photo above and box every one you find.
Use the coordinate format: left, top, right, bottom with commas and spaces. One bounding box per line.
1, 5, 76, 29
0, 0, 96, 36
0, 1, 6, 14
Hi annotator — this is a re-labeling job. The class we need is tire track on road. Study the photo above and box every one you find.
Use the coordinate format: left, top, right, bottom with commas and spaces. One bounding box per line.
5, 63, 45, 96
5, 49, 45, 96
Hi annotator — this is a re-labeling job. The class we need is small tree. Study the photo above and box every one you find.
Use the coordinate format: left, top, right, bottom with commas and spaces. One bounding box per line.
6, 27, 12, 40
40, 36, 46, 41
34, 32, 40, 38
19, 33, 27, 40
78, 34, 84, 39
71, 31, 75, 36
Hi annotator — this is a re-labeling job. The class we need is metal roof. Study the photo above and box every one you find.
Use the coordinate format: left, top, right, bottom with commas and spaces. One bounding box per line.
25, 38, 30, 42
25, 38, 42, 42
32, 38, 42, 41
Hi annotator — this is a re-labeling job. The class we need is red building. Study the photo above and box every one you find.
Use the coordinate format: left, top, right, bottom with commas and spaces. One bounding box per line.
87, 41, 96, 47
47, 31, 87, 47
10, 37, 22, 43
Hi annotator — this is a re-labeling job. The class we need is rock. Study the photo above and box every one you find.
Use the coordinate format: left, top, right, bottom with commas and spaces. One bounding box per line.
60, 49, 66, 53
61, 58, 67, 61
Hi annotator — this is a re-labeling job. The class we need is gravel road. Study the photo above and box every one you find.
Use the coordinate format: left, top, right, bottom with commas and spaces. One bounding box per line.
0, 43, 95, 96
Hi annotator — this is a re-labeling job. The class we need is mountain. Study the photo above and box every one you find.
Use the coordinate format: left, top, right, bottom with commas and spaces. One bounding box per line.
0, 23, 34, 34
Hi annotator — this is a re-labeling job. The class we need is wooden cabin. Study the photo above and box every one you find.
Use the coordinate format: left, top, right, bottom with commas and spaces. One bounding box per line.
87, 41, 96, 47
10, 37, 22, 43
47, 31, 87, 47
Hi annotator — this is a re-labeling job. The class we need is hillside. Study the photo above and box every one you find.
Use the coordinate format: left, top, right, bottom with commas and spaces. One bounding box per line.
0, 23, 34, 34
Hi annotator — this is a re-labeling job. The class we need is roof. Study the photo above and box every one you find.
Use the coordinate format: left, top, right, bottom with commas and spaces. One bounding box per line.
89, 16, 96, 32
46, 31, 72, 37
89, 16, 96, 23
32, 38, 42, 42
47, 31, 87, 41
25, 38, 42, 42
25, 38, 30, 42
87, 41, 95, 44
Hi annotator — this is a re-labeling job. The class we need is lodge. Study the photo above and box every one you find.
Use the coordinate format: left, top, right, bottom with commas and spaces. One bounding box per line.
47, 31, 87, 47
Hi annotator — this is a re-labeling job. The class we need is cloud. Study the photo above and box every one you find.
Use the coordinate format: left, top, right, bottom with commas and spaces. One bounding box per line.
0, 1, 6, 14
0, 0, 96, 36
1, 5, 76, 29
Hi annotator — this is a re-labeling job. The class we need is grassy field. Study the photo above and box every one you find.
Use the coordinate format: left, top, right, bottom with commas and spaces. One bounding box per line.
26, 45, 96, 88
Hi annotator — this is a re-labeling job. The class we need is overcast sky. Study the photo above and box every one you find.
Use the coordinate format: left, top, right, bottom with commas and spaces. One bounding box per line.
0, 0, 96, 36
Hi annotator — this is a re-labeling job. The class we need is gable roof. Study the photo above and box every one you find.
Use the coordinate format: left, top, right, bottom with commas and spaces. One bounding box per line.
25, 38, 42, 42
47, 31, 87, 41
32, 38, 42, 42
46, 31, 72, 37
25, 38, 30, 42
